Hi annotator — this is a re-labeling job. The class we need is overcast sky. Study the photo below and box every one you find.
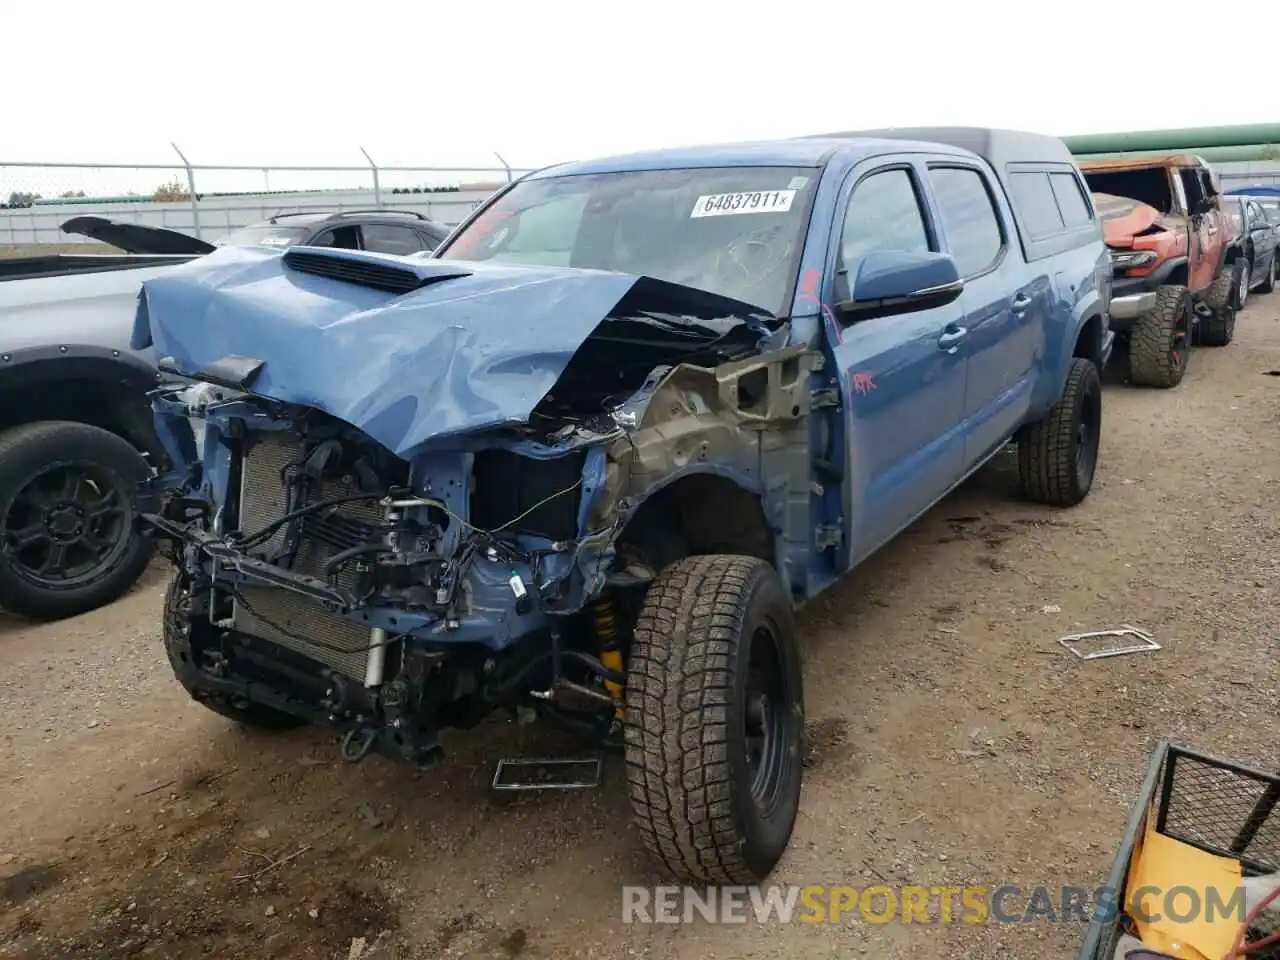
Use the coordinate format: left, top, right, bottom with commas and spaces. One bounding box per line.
6, 0, 1263, 179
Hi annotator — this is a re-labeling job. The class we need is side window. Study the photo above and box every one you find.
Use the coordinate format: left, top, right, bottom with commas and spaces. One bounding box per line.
1049, 172, 1093, 227
362, 223, 430, 255
837, 168, 931, 298
927, 166, 1005, 277
1198, 169, 1216, 202
1179, 169, 1204, 214
308, 226, 360, 249
1007, 171, 1064, 239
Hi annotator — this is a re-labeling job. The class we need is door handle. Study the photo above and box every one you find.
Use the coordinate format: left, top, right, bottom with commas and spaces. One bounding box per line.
1012, 293, 1033, 315
937, 327, 968, 352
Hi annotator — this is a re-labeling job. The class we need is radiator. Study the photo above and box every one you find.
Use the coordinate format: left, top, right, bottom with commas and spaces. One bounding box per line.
230, 435, 385, 681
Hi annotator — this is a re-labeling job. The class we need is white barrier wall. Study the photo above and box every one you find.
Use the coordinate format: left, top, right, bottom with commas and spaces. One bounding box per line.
0, 186, 505, 246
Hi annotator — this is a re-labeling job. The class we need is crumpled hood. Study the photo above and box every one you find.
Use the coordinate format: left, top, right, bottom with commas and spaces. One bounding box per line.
1091, 192, 1181, 248
132, 244, 771, 459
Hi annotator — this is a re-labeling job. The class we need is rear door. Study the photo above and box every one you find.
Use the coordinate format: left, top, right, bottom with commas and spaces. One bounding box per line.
923, 162, 1041, 465
825, 159, 969, 561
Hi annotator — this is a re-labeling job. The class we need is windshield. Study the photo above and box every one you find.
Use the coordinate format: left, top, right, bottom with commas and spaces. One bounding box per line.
437, 166, 819, 315
213, 224, 313, 248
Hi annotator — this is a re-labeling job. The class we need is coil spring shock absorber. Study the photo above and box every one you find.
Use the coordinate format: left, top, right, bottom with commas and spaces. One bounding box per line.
590, 596, 625, 718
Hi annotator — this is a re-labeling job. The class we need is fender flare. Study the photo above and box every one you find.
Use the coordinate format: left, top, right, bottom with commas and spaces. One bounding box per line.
1147, 255, 1189, 288
0, 342, 160, 390
0, 344, 164, 456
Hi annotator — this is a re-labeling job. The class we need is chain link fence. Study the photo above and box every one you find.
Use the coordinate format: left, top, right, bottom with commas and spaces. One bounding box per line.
0, 148, 535, 250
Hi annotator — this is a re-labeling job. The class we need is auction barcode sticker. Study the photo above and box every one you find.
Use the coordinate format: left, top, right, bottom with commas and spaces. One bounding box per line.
690, 189, 796, 218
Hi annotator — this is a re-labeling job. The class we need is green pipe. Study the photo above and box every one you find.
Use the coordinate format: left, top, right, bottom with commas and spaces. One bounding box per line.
1075, 143, 1280, 164
1063, 124, 1280, 155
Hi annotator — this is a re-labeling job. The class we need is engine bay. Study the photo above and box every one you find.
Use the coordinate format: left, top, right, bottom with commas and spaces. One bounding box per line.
141, 388, 628, 758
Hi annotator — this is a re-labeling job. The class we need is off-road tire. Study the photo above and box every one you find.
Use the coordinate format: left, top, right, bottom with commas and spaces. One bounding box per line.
1128, 285, 1192, 388
624, 555, 803, 885
0, 421, 154, 620
1202, 261, 1238, 312
162, 572, 307, 731
1017, 357, 1102, 507
1195, 263, 1238, 347
1258, 255, 1277, 294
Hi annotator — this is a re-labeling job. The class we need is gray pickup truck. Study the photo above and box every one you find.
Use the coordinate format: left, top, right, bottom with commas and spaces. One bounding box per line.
0, 213, 449, 621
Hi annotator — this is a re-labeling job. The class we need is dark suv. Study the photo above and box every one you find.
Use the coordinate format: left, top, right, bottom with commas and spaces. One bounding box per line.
212, 209, 450, 256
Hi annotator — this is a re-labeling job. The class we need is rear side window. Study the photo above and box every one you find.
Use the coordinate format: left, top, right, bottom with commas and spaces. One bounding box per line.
361, 223, 429, 256
308, 226, 360, 250
927, 166, 1004, 277
1008, 171, 1064, 239
1050, 172, 1093, 227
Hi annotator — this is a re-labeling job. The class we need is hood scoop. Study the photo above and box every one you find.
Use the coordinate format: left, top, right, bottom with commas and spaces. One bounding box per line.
282, 247, 473, 294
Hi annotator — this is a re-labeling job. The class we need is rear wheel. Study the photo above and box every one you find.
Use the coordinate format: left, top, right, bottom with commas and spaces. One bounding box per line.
624, 555, 803, 884
1195, 265, 1239, 348
0, 421, 154, 621
1018, 357, 1102, 507
1128, 285, 1192, 387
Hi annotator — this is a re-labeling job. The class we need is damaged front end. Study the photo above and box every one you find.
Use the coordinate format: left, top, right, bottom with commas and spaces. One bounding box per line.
133, 245, 814, 768
1090, 191, 1190, 323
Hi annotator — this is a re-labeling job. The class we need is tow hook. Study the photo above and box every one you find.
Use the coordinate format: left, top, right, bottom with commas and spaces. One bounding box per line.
340, 727, 378, 763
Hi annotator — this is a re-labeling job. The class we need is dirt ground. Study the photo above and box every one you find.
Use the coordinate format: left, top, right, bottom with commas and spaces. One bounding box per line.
3, 304, 1279, 960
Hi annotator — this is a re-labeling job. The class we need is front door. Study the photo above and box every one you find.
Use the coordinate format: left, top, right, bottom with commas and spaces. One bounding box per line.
1181, 168, 1220, 291
823, 161, 969, 563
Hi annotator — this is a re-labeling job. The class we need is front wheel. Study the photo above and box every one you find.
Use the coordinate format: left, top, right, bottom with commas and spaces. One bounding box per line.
1128, 285, 1192, 387
1017, 357, 1102, 508
162, 572, 307, 731
624, 555, 803, 884
0, 421, 155, 620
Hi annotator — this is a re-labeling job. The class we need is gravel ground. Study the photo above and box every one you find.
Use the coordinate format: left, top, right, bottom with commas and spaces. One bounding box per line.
1, 302, 1278, 960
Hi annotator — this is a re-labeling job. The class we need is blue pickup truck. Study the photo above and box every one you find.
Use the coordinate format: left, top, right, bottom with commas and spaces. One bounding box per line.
132, 126, 1111, 886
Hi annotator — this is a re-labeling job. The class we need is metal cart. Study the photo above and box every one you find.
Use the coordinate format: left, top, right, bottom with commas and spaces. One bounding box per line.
1077, 742, 1280, 960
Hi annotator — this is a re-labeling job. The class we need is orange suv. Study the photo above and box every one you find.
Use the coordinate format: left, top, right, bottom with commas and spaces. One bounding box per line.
1080, 154, 1243, 388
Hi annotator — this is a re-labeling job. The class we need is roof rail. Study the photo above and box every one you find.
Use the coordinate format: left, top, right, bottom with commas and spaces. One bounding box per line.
266, 211, 324, 223
331, 208, 428, 221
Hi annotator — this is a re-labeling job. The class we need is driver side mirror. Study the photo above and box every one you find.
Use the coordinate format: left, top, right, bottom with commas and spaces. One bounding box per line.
834, 250, 964, 323
1191, 195, 1217, 216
